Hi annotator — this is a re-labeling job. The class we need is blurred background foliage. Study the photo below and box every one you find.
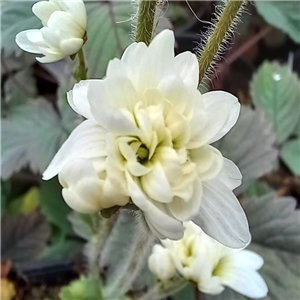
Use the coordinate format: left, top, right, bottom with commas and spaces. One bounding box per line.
1, 1, 300, 300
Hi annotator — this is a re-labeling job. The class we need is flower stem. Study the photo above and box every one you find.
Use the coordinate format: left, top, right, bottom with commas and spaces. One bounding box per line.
198, 0, 244, 83
74, 48, 87, 82
136, 0, 157, 45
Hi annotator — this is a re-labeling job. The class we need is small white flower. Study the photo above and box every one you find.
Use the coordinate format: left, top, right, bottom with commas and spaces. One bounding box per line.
43, 29, 250, 248
148, 245, 176, 281
150, 222, 268, 299
15, 0, 87, 63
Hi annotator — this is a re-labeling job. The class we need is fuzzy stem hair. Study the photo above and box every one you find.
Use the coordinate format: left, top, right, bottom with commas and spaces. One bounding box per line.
136, 0, 157, 45
197, 0, 245, 84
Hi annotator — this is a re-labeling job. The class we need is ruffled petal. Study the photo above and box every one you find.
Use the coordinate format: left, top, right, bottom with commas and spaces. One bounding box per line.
126, 172, 183, 240
168, 178, 202, 221
87, 77, 141, 135
190, 145, 224, 181
43, 120, 107, 180
192, 178, 250, 249
141, 162, 173, 203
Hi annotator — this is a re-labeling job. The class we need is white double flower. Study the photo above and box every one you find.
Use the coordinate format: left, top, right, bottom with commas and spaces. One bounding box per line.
16, 0, 87, 63
148, 222, 268, 299
43, 29, 250, 248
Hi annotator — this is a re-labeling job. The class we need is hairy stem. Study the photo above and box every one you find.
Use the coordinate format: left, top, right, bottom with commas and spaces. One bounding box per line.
74, 48, 87, 82
198, 0, 244, 83
136, 0, 157, 45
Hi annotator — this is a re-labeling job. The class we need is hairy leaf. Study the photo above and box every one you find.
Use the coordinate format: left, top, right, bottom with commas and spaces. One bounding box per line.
214, 106, 278, 194
1, 100, 68, 180
256, 1, 300, 43
1, 211, 50, 264
281, 139, 300, 176
251, 61, 300, 145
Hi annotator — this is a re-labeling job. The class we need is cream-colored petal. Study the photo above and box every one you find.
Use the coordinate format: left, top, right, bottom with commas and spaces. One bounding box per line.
141, 162, 173, 203
168, 178, 202, 221
87, 78, 140, 135
190, 146, 224, 181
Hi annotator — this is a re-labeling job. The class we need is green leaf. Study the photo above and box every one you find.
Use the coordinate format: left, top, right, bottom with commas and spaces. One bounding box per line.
1, 211, 50, 264
59, 277, 103, 300
281, 139, 300, 176
42, 235, 83, 261
84, 1, 133, 79
243, 180, 272, 199
1, 99, 69, 180
1, 1, 40, 57
255, 1, 300, 43
214, 106, 278, 194
250, 61, 300, 145
40, 178, 74, 236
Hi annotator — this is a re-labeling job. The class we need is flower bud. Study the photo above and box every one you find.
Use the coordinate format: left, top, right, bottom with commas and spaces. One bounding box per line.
16, 0, 87, 63
148, 245, 176, 281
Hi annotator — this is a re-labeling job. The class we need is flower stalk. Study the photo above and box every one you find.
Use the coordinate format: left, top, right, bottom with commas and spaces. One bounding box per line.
136, 0, 157, 45
74, 48, 87, 82
198, 0, 244, 83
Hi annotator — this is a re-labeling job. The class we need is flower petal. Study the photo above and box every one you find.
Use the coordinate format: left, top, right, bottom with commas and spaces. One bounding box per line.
43, 120, 106, 180
126, 172, 183, 240
59, 158, 104, 213
222, 250, 263, 271
87, 78, 141, 135
60, 37, 84, 55
202, 91, 240, 144
141, 162, 173, 203
15, 30, 43, 54
174, 51, 199, 89
217, 158, 242, 191
67, 80, 94, 119
168, 178, 202, 221
63, 0, 87, 29
32, 1, 60, 25
221, 266, 268, 298
190, 145, 224, 181
192, 178, 250, 249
